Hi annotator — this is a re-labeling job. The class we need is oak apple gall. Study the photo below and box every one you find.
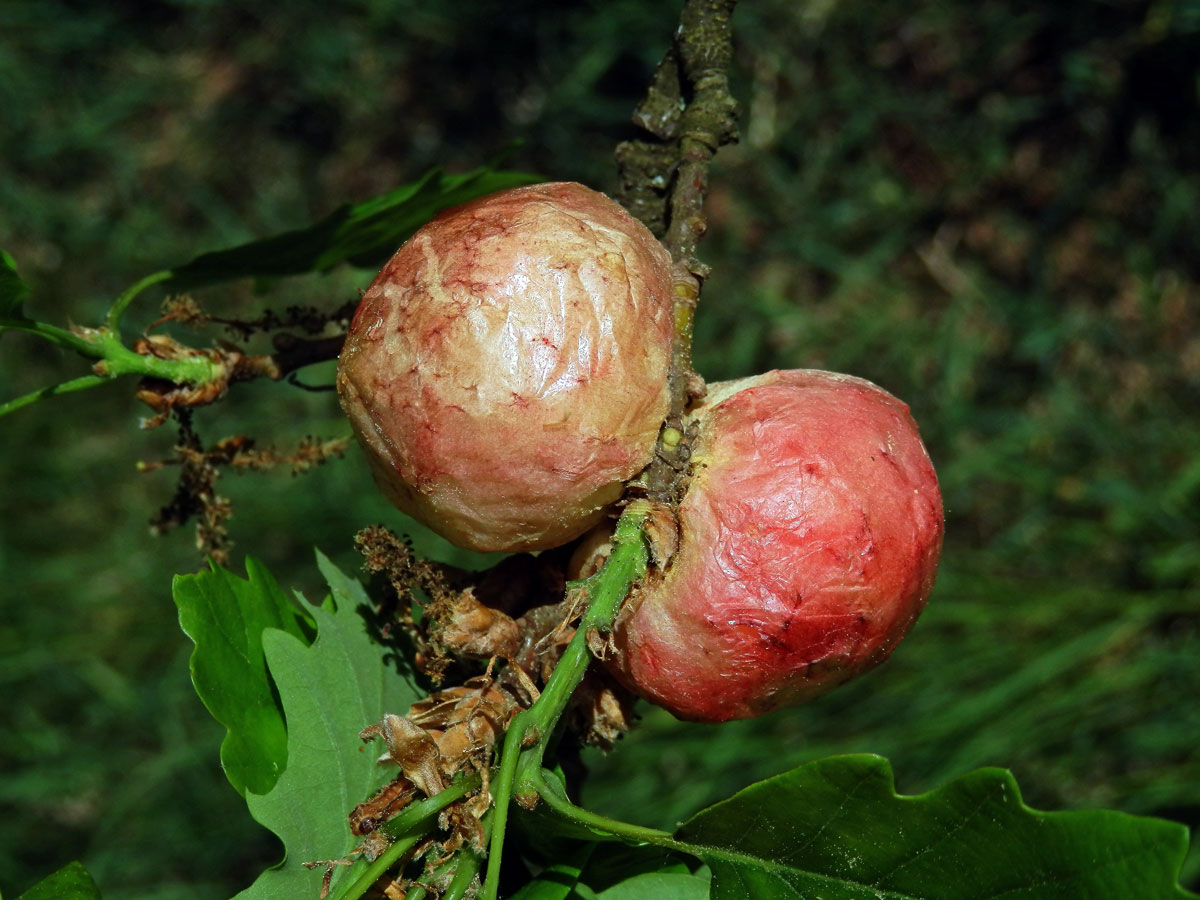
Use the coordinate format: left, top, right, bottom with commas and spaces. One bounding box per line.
337, 182, 675, 552
605, 369, 944, 722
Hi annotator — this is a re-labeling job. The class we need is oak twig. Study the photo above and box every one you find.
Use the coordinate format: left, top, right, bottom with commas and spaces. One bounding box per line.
616, 0, 741, 501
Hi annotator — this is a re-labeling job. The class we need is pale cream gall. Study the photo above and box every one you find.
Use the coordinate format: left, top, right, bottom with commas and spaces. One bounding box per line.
337, 182, 675, 552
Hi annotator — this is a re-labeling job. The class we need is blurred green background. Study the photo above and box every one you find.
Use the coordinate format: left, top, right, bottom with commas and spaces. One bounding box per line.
1, 0, 1197, 897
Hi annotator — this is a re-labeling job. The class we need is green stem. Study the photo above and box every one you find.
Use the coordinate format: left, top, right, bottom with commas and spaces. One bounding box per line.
2, 268, 226, 418
405, 816, 488, 900
329, 773, 481, 900
7, 318, 217, 381
0, 374, 110, 419
105, 269, 173, 333
89, 330, 219, 383
482, 709, 528, 900
334, 832, 423, 900
514, 505, 651, 789
0, 318, 223, 418
480, 503, 650, 900
0, 318, 100, 355
527, 768, 681, 849
440, 844, 485, 900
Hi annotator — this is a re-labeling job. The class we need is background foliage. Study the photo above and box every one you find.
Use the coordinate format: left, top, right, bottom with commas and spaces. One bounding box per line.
1, 0, 1196, 897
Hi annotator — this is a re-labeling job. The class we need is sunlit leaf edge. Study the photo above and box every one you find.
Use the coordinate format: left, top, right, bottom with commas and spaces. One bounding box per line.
172, 556, 314, 797
232, 551, 421, 900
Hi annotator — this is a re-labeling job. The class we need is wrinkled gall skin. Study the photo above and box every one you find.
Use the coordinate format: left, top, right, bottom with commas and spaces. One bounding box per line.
607, 369, 944, 723
337, 182, 674, 552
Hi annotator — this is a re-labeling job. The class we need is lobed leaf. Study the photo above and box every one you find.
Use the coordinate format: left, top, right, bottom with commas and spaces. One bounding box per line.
233, 550, 421, 900
173, 557, 314, 797
676, 754, 1198, 900
166, 166, 540, 289
15, 862, 101, 900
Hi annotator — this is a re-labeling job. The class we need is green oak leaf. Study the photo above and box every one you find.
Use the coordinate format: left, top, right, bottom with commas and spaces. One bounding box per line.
594, 871, 710, 900
173, 557, 314, 796
1, 250, 31, 320
234, 550, 420, 900
676, 754, 1197, 900
508, 856, 591, 900
576, 847, 708, 900
166, 165, 539, 289
15, 862, 101, 900
510, 840, 709, 900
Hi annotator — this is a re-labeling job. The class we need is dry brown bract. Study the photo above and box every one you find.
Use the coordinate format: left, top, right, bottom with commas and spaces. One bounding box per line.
350, 665, 536, 853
